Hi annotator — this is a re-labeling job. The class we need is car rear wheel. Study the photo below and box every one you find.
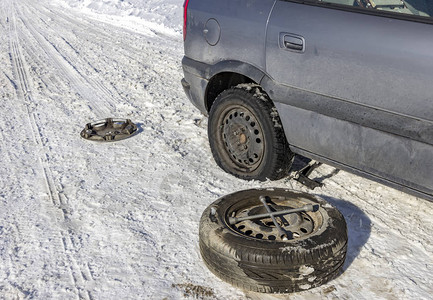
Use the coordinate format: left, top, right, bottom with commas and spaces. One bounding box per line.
208, 84, 293, 180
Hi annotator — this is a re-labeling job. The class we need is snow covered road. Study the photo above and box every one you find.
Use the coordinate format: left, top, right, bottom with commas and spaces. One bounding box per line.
0, 0, 432, 299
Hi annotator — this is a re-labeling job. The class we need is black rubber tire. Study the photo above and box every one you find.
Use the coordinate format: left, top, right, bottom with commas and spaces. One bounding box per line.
199, 188, 348, 293
208, 85, 293, 181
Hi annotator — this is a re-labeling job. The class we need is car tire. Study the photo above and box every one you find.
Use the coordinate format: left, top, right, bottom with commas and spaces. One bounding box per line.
199, 188, 348, 293
208, 84, 293, 181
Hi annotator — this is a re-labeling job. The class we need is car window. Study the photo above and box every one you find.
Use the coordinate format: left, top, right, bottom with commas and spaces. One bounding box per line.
318, 0, 433, 17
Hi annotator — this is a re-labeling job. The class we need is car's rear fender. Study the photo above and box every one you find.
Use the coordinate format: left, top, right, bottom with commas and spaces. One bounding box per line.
182, 57, 267, 114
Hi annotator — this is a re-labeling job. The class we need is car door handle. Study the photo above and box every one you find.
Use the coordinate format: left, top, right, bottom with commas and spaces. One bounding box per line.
284, 39, 303, 51
280, 33, 305, 52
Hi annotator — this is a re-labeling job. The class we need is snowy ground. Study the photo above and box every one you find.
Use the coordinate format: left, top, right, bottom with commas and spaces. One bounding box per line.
0, 0, 432, 299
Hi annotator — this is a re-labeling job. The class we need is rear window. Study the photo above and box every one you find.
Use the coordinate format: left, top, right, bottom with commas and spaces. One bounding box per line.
317, 0, 433, 18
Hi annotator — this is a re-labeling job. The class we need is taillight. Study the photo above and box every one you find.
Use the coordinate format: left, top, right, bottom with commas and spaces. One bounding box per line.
183, 0, 190, 41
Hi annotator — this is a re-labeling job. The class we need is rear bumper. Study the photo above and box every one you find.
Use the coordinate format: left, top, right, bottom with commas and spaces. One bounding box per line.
181, 56, 210, 115
181, 77, 191, 100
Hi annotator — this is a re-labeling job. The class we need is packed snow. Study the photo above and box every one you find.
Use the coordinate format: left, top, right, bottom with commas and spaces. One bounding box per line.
0, 0, 432, 299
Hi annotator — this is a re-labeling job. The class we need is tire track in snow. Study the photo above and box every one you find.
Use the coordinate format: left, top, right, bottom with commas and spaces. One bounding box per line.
13, 0, 116, 119
26, 0, 182, 104
7, 2, 95, 299
23, 0, 161, 118
25, 0, 152, 115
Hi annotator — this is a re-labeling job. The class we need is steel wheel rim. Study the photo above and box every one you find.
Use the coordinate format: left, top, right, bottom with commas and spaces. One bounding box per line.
226, 196, 323, 242
219, 105, 265, 171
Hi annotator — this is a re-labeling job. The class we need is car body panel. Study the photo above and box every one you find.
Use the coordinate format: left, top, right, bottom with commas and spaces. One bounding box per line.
267, 2, 433, 123
264, 1, 433, 197
184, 0, 276, 69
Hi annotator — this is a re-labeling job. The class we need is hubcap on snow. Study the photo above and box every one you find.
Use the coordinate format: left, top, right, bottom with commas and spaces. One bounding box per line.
81, 118, 138, 142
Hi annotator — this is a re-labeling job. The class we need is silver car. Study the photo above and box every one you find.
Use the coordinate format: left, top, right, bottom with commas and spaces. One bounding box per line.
181, 0, 433, 201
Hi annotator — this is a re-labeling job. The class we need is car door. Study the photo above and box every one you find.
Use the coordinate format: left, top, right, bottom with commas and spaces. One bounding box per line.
264, 0, 433, 196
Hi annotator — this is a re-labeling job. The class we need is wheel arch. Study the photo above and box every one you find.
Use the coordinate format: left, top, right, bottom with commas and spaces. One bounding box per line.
204, 61, 267, 112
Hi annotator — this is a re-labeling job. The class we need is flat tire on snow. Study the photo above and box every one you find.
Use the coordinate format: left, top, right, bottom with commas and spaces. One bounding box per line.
199, 188, 348, 293
208, 85, 294, 181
